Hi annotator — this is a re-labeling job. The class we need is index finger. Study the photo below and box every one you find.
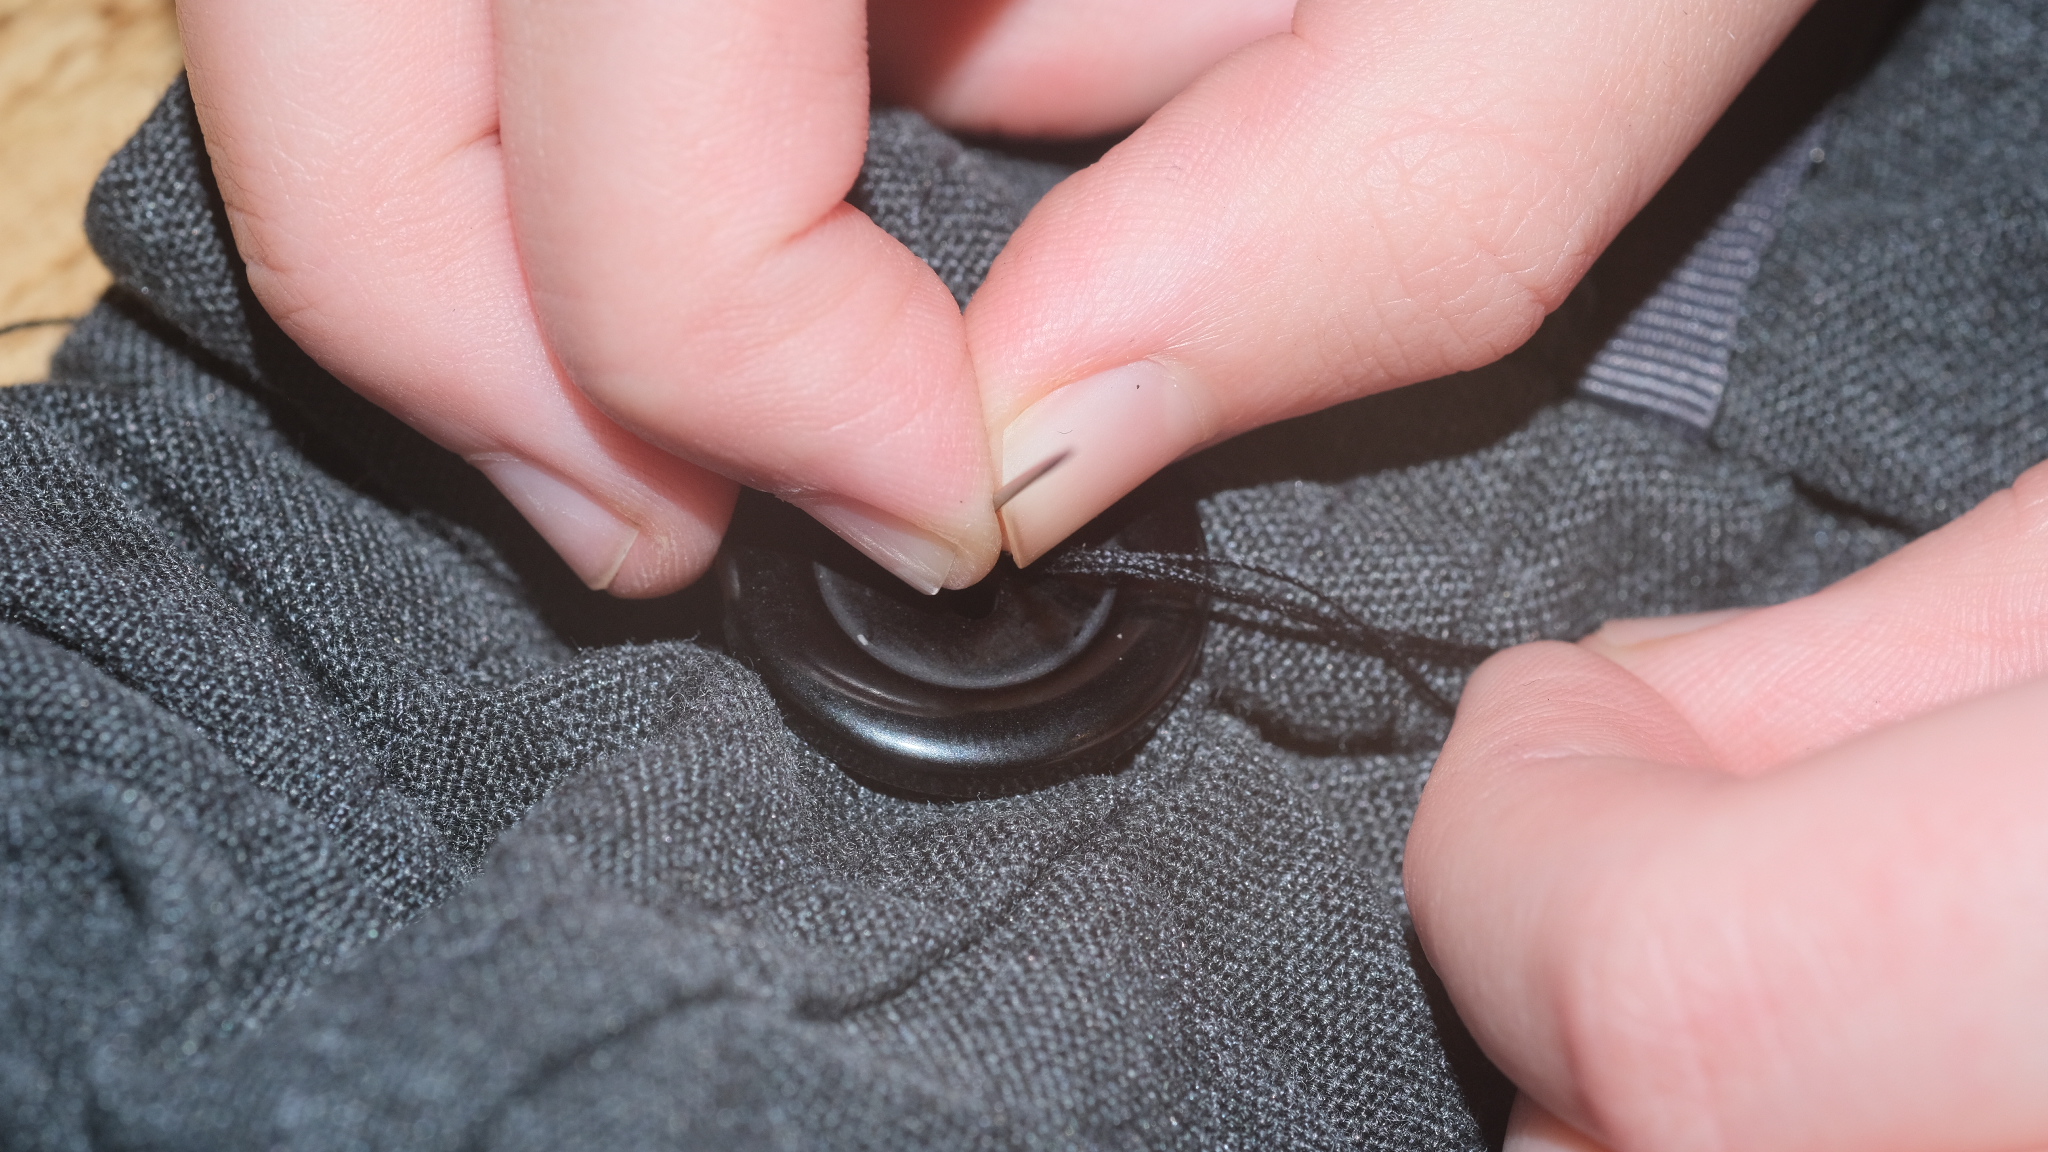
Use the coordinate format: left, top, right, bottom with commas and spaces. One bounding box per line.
496, 0, 1001, 592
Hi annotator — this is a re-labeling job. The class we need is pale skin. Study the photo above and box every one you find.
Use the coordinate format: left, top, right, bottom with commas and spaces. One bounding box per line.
1410, 460, 2048, 1152
177, 0, 1812, 591
177, 1, 2048, 1146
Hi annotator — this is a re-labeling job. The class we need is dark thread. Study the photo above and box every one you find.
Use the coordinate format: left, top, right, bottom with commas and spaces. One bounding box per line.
1041, 548, 1496, 717
0, 316, 78, 339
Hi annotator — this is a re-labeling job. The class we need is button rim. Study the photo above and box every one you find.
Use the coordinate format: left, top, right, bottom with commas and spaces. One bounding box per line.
718, 491, 1207, 799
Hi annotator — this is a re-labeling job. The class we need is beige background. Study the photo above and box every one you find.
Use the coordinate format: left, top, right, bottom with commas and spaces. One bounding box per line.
0, 0, 182, 385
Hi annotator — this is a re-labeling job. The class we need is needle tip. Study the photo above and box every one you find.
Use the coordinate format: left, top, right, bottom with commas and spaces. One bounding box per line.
993, 449, 1073, 511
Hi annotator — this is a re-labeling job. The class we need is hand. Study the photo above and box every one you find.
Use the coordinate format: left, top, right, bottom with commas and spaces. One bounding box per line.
957, 0, 1820, 562
178, 0, 1292, 597
180, 0, 1816, 594
1405, 460, 2048, 1152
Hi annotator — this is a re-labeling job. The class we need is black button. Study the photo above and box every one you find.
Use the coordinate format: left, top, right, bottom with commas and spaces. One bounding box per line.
718, 490, 1207, 799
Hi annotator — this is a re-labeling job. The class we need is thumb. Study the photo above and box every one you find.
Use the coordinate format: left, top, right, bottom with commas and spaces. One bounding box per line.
1409, 642, 2048, 1152
967, 0, 1813, 563
1504, 1095, 1615, 1152
496, 0, 1000, 593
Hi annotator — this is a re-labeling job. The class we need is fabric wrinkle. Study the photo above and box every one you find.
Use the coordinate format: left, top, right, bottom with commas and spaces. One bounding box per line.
3, 0, 2045, 1147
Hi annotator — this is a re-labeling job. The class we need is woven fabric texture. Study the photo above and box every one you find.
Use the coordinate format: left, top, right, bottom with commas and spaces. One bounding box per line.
3, 0, 2043, 1146
1578, 120, 1830, 431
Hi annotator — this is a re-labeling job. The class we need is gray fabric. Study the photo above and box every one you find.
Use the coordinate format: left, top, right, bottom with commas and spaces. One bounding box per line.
2, 0, 2043, 1148
852, 109, 1069, 309
1715, 0, 2048, 530
1579, 120, 1830, 430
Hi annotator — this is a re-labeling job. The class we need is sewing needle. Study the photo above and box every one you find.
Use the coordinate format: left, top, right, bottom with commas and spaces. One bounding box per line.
992, 449, 1072, 511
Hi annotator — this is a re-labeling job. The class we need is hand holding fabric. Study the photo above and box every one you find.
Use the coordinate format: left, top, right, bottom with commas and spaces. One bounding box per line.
1405, 460, 2048, 1152
180, 0, 1818, 591
178, 0, 1299, 597
180, 0, 1018, 596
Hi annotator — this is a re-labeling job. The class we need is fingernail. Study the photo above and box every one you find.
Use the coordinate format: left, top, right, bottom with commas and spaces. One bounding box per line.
1590, 607, 1756, 650
997, 360, 1213, 566
1503, 1095, 1611, 1152
472, 455, 639, 590
797, 494, 960, 595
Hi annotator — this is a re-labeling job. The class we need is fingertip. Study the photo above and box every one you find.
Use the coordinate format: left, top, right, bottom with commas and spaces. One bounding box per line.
601, 496, 736, 599
1505, 1095, 1615, 1152
995, 359, 1216, 565
1580, 608, 1758, 664
1410, 642, 1718, 914
472, 452, 736, 600
1411, 649, 1736, 1146
797, 494, 958, 596
942, 529, 1001, 590
1409, 642, 1601, 876
1440, 641, 1681, 771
